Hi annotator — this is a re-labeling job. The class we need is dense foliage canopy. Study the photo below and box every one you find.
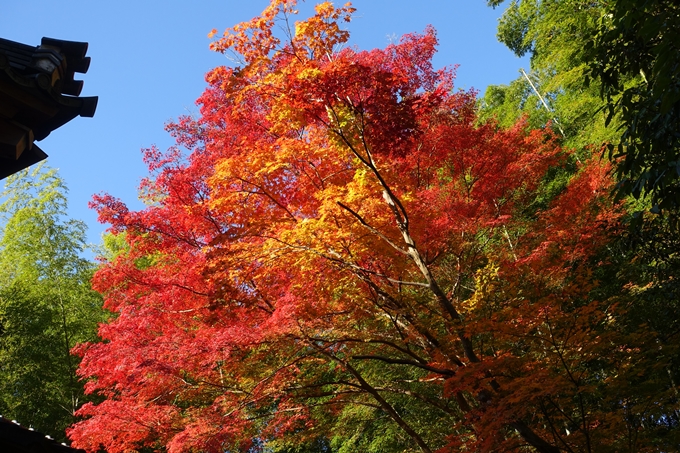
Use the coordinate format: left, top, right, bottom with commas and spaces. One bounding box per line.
485, 0, 680, 215
480, 0, 617, 155
68, 2, 677, 452
588, 0, 680, 214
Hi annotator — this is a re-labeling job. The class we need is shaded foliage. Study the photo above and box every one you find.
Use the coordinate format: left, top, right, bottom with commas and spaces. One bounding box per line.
586, 0, 680, 214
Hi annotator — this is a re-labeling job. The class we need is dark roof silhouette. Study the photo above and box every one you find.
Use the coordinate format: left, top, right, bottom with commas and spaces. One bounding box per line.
0, 37, 98, 179
0, 416, 84, 453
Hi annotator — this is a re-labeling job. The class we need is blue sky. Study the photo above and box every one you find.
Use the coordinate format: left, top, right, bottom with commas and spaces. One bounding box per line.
2, 0, 525, 248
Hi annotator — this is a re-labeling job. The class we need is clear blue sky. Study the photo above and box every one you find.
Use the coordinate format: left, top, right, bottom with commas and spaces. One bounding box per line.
1, 0, 525, 248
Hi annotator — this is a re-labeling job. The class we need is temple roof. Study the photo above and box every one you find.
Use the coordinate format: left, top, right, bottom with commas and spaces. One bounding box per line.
0, 416, 84, 453
0, 37, 98, 179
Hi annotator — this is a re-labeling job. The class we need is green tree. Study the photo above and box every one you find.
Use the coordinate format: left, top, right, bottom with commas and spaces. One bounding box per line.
485, 0, 680, 217
0, 165, 104, 442
587, 0, 680, 214
480, 0, 619, 156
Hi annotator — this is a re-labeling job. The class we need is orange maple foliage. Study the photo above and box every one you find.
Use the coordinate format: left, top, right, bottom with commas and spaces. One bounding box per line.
68, 2, 666, 453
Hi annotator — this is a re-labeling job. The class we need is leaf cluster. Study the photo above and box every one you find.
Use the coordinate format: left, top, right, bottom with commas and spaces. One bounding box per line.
585, 0, 680, 215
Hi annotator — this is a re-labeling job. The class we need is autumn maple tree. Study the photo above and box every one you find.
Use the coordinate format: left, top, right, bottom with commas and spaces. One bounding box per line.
68, 2, 675, 452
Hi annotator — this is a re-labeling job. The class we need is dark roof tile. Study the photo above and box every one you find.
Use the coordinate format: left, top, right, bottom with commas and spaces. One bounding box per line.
0, 36, 98, 179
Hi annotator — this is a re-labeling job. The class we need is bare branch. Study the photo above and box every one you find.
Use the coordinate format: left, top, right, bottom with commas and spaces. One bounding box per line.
336, 201, 408, 255
351, 354, 456, 377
